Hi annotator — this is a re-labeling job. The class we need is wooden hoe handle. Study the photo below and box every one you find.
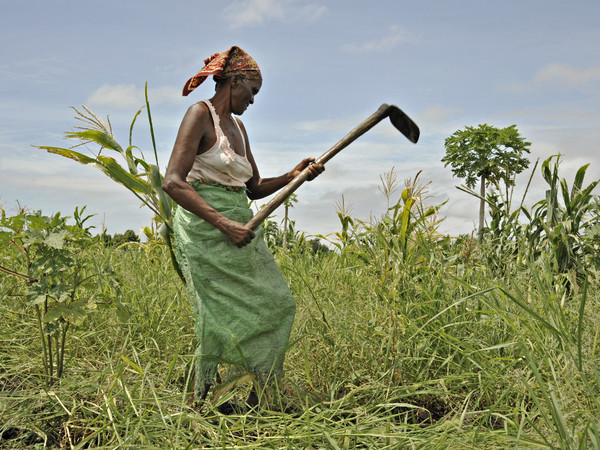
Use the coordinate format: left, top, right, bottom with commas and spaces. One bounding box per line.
245, 103, 419, 230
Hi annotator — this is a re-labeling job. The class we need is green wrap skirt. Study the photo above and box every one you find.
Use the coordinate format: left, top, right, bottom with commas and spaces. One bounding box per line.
173, 182, 295, 394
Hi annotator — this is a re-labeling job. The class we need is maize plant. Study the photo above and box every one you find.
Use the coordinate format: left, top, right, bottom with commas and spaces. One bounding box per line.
36, 84, 184, 283
522, 155, 599, 275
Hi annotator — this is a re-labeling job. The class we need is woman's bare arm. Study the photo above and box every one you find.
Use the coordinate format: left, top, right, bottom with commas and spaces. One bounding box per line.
162, 103, 256, 247
237, 119, 324, 200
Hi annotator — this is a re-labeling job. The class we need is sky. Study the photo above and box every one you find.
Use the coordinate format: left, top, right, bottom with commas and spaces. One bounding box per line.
2, 0, 599, 241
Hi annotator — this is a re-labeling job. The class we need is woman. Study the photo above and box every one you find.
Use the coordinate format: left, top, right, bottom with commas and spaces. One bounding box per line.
162, 46, 323, 405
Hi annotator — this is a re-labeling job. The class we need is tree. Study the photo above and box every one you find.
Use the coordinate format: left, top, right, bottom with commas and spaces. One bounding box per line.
101, 229, 140, 247
442, 124, 531, 240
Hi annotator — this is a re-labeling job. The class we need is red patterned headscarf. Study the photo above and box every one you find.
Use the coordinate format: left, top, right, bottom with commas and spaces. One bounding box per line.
182, 46, 262, 96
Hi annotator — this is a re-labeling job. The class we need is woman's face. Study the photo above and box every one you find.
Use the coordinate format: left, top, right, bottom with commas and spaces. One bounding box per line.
231, 77, 262, 115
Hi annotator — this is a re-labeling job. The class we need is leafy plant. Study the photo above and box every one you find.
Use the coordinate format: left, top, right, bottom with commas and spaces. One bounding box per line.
35, 84, 184, 283
2, 191, 600, 447
488, 272, 600, 449
522, 155, 599, 276
0, 208, 125, 385
101, 229, 140, 248
323, 169, 446, 261
443, 124, 531, 239
378, 170, 445, 256
281, 193, 299, 250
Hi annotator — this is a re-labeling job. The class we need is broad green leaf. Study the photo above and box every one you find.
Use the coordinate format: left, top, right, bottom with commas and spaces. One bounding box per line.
125, 146, 139, 175
44, 230, 68, 249
65, 130, 124, 154
62, 299, 91, 326
30, 294, 47, 305
27, 214, 49, 225
44, 304, 68, 322
39, 146, 97, 165
96, 155, 149, 193
150, 164, 173, 220
0, 231, 14, 244
116, 303, 130, 322
0, 214, 25, 232
573, 163, 589, 192
560, 178, 571, 214
135, 157, 150, 172
22, 232, 44, 247
43, 322, 59, 335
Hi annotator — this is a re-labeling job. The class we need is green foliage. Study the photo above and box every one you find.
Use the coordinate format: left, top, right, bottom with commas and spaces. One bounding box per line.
36, 87, 184, 284
320, 169, 447, 264
263, 217, 300, 251
263, 216, 330, 255
324, 195, 358, 251
479, 154, 599, 283
522, 155, 600, 275
101, 229, 140, 248
0, 208, 125, 385
443, 124, 531, 189
262, 192, 330, 255
443, 124, 531, 238
2, 163, 600, 448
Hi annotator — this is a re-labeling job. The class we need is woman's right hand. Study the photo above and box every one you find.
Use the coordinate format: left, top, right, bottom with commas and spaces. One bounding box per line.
220, 218, 256, 248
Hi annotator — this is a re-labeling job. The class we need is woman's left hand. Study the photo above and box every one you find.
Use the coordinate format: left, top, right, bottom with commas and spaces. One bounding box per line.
292, 158, 325, 181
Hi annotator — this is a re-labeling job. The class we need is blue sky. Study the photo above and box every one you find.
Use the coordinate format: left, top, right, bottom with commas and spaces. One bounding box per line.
2, 0, 599, 239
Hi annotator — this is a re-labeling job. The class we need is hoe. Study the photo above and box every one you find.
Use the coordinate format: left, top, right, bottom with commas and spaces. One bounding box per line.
246, 103, 420, 230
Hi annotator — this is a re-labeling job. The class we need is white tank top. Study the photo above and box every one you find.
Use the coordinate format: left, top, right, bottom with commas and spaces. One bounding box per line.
186, 100, 254, 187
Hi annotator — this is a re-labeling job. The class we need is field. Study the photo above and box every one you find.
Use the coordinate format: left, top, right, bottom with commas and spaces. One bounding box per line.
2, 162, 600, 449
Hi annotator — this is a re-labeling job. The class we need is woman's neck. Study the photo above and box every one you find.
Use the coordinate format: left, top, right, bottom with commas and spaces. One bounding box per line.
210, 90, 233, 119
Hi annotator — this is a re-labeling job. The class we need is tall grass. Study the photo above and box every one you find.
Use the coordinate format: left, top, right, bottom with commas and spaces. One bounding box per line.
2, 237, 599, 448
2, 170, 600, 448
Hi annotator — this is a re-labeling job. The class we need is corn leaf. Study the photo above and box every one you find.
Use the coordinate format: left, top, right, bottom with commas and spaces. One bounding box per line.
39, 146, 97, 165
124, 146, 139, 175
96, 155, 149, 194
129, 107, 143, 148
149, 164, 173, 221
65, 130, 124, 154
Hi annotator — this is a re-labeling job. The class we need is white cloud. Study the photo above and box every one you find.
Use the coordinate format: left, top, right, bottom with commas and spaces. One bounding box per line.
342, 26, 414, 53
0, 152, 73, 176
0, 56, 69, 84
294, 116, 360, 134
419, 105, 457, 124
86, 84, 140, 110
224, 0, 327, 29
504, 63, 600, 92
409, 105, 460, 136
535, 63, 600, 87
86, 84, 181, 110
298, 3, 327, 22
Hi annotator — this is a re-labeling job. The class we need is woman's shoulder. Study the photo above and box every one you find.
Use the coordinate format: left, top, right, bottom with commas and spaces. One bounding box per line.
180, 100, 213, 129
186, 100, 211, 117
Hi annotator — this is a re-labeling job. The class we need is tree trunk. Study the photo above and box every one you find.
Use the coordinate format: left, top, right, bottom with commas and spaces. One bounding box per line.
478, 174, 486, 241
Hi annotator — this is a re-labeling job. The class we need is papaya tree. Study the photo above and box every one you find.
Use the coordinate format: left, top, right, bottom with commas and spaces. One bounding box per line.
442, 124, 531, 240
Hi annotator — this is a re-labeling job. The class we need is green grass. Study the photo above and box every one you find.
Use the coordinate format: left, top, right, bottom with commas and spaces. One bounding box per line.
2, 237, 599, 448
